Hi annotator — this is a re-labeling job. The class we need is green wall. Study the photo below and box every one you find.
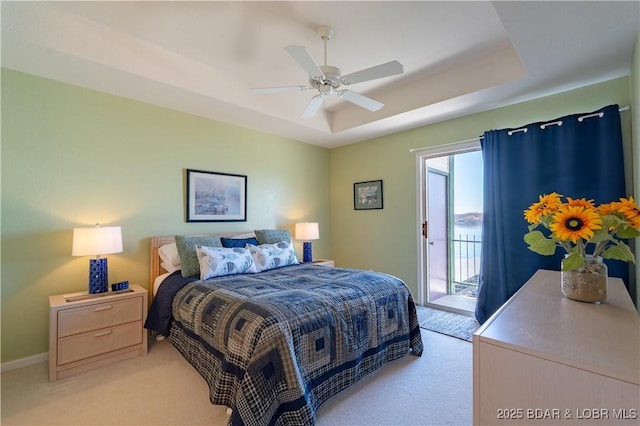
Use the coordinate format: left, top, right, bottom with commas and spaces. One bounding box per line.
3, 48, 639, 363
330, 77, 635, 303
1, 69, 331, 363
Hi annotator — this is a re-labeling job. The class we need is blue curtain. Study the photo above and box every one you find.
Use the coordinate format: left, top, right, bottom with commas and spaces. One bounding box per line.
475, 104, 629, 324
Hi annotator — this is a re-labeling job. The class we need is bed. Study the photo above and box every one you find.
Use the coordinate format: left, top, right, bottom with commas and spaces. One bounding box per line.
145, 232, 423, 426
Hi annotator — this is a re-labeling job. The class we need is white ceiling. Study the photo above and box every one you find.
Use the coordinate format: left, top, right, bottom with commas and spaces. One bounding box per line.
2, 1, 639, 148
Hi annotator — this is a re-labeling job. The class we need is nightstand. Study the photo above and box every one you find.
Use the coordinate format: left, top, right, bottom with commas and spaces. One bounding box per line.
311, 259, 334, 267
48, 284, 147, 382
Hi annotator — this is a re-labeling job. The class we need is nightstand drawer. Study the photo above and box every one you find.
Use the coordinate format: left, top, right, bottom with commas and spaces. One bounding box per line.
57, 321, 142, 365
58, 297, 142, 337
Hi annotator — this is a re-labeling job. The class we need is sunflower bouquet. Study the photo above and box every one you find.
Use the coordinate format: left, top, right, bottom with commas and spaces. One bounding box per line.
523, 193, 640, 271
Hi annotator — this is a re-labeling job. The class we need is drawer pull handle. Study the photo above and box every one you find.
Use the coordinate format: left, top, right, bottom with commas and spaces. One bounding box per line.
94, 330, 113, 337
94, 305, 113, 312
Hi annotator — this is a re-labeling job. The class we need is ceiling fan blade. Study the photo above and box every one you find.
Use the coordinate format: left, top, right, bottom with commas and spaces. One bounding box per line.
249, 86, 311, 94
341, 60, 403, 85
302, 95, 324, 118
339, 90, 384, 111
285, 46, 325, 79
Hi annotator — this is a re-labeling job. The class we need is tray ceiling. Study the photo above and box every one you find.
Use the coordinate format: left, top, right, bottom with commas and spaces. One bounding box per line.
2, 1, 638, 148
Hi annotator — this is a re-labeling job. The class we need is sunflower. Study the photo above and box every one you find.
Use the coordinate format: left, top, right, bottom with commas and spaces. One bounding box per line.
525, 193, 640, 268
549, 205, 602, 243
566, 197, 595, 209
616, 196, 640, 228
524, 192, 563, 224
597, 201, 621, 216
596, 201, 624, 230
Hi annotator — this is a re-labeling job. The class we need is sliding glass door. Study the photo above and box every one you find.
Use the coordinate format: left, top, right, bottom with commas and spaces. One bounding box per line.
419, 147, 483, 314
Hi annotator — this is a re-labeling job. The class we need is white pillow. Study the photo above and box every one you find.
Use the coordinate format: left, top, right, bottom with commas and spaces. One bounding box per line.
231, 232, 256, 239
248, 240, 299, 272
160, 261, 180, 274
195, 245, 257, 280
158, 243, 181, 271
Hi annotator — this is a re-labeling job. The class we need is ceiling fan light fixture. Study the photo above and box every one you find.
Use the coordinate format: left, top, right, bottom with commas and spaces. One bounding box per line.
250, 25, 403, 118
319, 86, 334, 95
310, 65, 342, 89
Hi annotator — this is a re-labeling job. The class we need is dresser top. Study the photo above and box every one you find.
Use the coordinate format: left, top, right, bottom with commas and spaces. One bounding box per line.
476, 269, 640, 385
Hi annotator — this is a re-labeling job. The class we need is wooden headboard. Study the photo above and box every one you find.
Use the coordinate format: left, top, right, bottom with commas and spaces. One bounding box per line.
148, 232, 254, 304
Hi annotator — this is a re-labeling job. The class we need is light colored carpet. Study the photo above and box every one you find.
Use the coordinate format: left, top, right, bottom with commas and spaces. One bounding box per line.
416, 305, 480, 342
2, 329, 472, 425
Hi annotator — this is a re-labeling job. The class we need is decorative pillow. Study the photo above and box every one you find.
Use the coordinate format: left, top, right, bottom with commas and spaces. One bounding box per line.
175, 235, 223, 277
195, 245, 257, 279
248, 240, 299, 272
158, 243, 181, 271
220, 237, 259, 248
254, 229, 292, 245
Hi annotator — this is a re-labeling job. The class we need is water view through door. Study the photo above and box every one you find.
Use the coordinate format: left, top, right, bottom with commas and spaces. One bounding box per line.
424, 150, 483, 314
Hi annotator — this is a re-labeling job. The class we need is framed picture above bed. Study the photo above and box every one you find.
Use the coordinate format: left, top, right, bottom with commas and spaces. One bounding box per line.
186, 169, 247, 222
353, 179, 383, 210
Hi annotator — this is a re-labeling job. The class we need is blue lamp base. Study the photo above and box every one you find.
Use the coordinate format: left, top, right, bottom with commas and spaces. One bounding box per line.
302, 241, 313, 263
88, 257, 109, 294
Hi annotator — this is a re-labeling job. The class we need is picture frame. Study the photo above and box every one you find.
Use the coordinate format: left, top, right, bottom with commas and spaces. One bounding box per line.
186, 169, 247, 222
353, 180, 383, 210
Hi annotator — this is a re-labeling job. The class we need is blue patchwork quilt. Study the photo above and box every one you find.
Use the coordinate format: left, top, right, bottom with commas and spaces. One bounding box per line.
168, 264, 423, 426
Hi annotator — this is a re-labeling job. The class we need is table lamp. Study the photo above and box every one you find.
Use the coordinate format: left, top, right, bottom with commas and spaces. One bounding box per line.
72, 224, 123, 294
295, 222, 319, 263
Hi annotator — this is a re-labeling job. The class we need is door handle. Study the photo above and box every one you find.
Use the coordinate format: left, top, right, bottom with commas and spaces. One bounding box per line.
429, 242, 434, 245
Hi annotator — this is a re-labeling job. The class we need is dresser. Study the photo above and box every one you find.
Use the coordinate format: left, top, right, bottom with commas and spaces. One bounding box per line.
49, 284, 147, 382
473, 270, 639, 425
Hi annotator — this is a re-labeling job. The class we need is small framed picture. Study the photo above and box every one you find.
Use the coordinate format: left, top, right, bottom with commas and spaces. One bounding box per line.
186, 169, 247, 222
354, 180, 383, 210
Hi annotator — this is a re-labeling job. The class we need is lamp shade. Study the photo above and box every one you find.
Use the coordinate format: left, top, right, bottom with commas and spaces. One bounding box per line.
295, 222, 319, 241
72, 226, 123, 257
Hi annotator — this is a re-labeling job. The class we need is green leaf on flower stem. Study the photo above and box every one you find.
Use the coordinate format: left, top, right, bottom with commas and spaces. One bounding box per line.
524, 230, 545, 244
561, 252, 584, 271
591, 229, 614, 243
602, 214, 621, 230
539, 215, 554, 228
602, 242, 636, 263
615, 224, 640, 239
524, 231, 557, 256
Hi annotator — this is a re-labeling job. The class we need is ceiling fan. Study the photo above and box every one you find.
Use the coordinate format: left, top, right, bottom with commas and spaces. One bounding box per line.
249, 26, 403, 118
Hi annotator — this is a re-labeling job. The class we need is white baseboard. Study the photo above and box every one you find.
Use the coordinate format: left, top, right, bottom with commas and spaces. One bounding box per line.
1, 352, 48, 373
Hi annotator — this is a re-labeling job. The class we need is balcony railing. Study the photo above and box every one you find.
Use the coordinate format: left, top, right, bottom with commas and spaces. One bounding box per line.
451, 233, 481, 297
